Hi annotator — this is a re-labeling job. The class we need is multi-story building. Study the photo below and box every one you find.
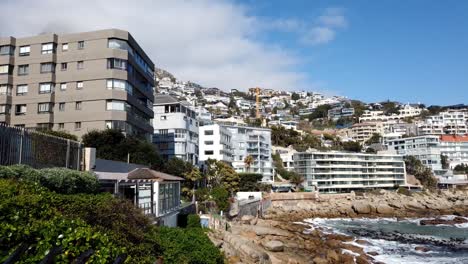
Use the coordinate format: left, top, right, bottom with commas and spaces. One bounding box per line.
385, 135, 442, 173
272, 146, 296, 171
198, 123, 234, 163
152, 95, 199, 165
439, 135, 468, 169
328, 107, 355, 121
417, 111, 468, 135
350, 122, 384, 143
359, 104, 422, 123
0, 29, 155, 139
294, 151, 407, 193
197, 122, 273, 182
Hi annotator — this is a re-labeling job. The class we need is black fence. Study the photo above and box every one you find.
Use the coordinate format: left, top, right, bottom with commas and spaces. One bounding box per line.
0, 124, 82, 170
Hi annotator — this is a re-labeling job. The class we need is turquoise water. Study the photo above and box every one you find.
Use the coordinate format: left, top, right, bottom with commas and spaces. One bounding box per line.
305, 216, 468, 264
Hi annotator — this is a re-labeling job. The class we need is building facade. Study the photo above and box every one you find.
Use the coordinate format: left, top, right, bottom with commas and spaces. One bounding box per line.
439, 135, 468, 169
0, 29, 155, 139
350, 122, 384, 143
385, 135, 443, 173
294, 151, 407, 193
417, 111, 468, 135
152, 95, 199, 165
198, 123, 234, 163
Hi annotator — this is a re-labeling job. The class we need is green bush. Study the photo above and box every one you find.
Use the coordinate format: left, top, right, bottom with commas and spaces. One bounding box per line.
238, 173, 262, 191
187, 214, 201, 228
211, 187, 230, 213
195, 188, 210, 202
0, 165, 99, 194
157, 227, 224, 264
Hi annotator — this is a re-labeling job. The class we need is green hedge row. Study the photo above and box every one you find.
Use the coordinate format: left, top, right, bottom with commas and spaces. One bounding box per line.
0, 165, 99, 194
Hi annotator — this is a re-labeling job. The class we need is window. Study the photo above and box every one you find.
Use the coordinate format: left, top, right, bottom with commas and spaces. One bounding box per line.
58, 123, 64, 129
108, 38, 133, 54
175, 129, 185, 138
204, 141, 214, 145
60, 83, 67, 91
78, 41, 84, 49
62, 43, 68, 51
0, 84, 11, 95
75, 101, 82, 110
15, 104, 27, 115
106, 79, 133, 94
0, 45, 14, 56
204, 130, 214, 135
76, 81, 83, 89
41, 43, 54, 54
39, 83, 53, 94
205, 150, 214, 155
59, 103, 65, 111
107, 58, 127, 70
18, 65, 29, 76
106, 100, 128, 111
0, 104, 10, 114
38, 103, 51, 113
40, 63, 55, 73
77, 61, 84, 69
19, 46, 30, 56
16, 85, 28, 96
160, 115, 167, 120
61, 63, 67, 71
159, 129, 168, 137
0, 65, 12, 75
75, 122, 81, 130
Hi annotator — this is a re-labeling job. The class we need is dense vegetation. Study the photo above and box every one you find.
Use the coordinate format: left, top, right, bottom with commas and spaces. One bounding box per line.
454, 163, 468, 174
404, 156, 438, 189
0, 165, 223, 264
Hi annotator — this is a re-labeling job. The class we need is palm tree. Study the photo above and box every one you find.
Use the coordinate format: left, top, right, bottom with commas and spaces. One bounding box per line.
244, 155, 254, 173
289, 172, 305, 190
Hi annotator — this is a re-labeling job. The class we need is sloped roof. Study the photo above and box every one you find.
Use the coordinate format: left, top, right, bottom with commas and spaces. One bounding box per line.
127, 168, 184, 181
154, 94, 179, 105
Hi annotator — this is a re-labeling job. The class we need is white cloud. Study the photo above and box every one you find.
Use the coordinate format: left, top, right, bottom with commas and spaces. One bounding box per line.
301, 7, 347, 45
301, 27, 336, 45
317, 8, 348, 28
0, 1, 344, 92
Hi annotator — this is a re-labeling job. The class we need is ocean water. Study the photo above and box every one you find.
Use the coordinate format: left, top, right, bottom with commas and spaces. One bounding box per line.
303, 216, 468, 264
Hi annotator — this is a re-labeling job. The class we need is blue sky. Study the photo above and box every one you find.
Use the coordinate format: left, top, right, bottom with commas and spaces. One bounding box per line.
239, 0, 468, 105
1, 0, 467, 105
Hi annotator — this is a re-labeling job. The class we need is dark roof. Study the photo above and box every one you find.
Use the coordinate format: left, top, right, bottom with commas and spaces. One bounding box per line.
128, 168, 184, 181
94, 158, 148, 173
154, 94, 179, 105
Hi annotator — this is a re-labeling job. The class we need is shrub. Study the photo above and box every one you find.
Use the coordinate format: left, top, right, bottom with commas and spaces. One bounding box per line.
195, 188, 210, 202
187, 214, 201, 228
397, 187, 412, 196
38, 167, 99, 194
211, 187, 230, 213
157, 227, 224, 264
238, 173, 262, 191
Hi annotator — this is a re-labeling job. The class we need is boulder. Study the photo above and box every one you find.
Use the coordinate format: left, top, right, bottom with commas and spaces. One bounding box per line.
420, 217, 468, 226
326, 249, 340, 262
241, 215, 255, 224
367, 251, 379, 256
312, 256, 328, 264
263, 240, 284, 252
376, 204, 394, 215
414, 246, 430, 252
405, 201, 426, 210
352, 202, 372, 214
355, 239, 372, 246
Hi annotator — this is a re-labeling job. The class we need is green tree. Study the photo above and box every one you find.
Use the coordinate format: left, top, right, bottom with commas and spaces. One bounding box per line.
205, 160, 240, 194
289, 171, 305, 189
164, 157, 193, 178
365, 133, 382, 145
441, 155, 449, 170
404, 156, 438, 189
291, 92, 300, 101
244, 155, 254, 172
342, 141, 362, 152
308, 104, 332, 120
238, 173, 263, 191
210, 186, 230, 212
39, 129, 78, 141
454, 163, 468, 174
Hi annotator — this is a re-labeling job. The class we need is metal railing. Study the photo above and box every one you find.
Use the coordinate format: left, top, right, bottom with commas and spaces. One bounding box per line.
0, 124, 82, 170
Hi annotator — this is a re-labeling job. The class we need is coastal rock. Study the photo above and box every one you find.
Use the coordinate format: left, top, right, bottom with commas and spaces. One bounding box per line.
367, 251, 379, 256
352, 202, 372, 214
355, 239, 372, 246
420, 217, 468, 226
263, 240, 284, 252
241, 215, 255, 224
376, 204, 394, 215
240, 225, 292, 237
405, 200, 426, 210
326, 249, 340, 262
414, 246, 430, 252
312, 256, 328, 264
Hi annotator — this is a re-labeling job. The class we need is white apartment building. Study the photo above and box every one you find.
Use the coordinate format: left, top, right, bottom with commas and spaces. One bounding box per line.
198, 122, 274, 182
152, 95, 199, 165
417, 111, 468, 135
385, 135, 442, 173
439, 135, 468, 169
294, 151, 407, 193
198, 123, 234, 163
359, 104, 422, 123
350, 122, 384, 143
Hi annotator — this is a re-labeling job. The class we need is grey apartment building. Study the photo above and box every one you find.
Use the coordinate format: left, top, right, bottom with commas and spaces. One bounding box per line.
0, 29, 155, 139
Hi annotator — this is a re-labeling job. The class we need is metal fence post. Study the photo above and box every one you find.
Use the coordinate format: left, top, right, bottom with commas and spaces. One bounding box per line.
65, 139, 70, 168
18, 129, 24, 164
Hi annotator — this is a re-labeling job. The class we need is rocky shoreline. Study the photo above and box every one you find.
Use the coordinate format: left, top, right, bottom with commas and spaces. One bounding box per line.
210, 189, 468, 264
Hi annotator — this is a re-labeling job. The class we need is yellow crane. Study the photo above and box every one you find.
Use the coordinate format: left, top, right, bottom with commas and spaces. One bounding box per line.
255, 87, 261, 118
